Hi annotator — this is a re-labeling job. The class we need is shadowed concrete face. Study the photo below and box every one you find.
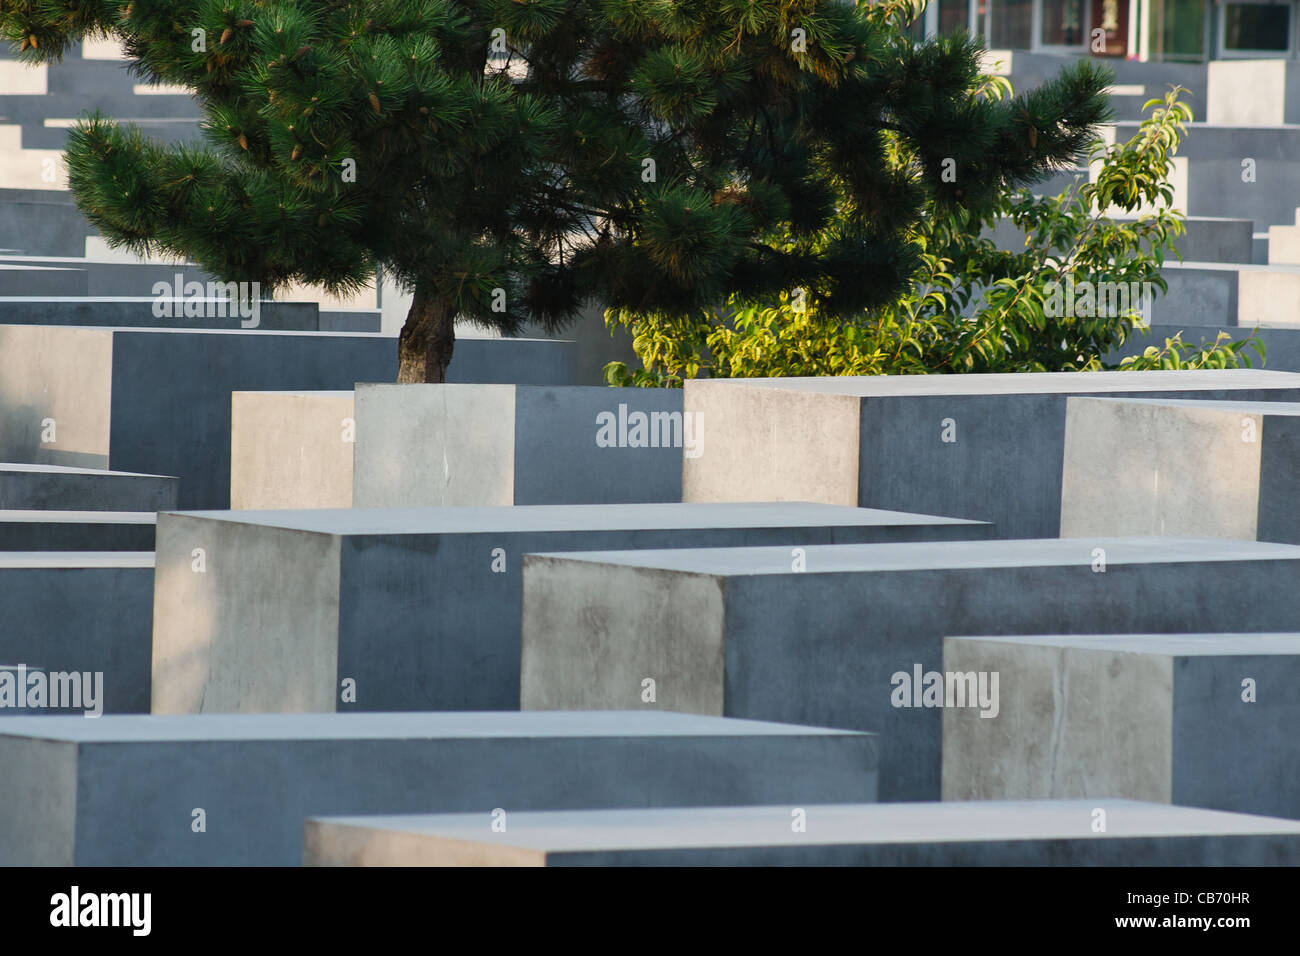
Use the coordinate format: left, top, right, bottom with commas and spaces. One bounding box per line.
0, 462, 176, 512
0, 553, 154, 714
943, 633, 1300, 819
519, 537, 1300, 801
0, 711, 877, 866
303, 799, 1300, 867
150, 502, 992, 714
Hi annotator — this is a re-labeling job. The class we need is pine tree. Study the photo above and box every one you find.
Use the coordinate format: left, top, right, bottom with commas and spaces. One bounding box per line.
2, 0, 1111, 382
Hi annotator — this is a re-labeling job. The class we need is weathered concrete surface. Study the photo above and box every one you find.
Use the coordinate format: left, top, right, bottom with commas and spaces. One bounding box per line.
1061, 397, 1300, 543
0, 711, 878, 865
230, 392, 355, 510
0, 462, 176, 511
304, 799, 1300, 866
0, 326, 576, 509
0, 510, 154, 550
0, 553, 154, 714
151, 503, 992, 714
352, 385, 687, 507
943, 633, 1300, 820
682, 370, 1300, 538
520, 537, 1300, 801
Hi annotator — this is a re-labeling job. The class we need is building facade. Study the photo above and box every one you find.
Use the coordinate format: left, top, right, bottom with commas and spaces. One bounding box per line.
919, 0, 1299, 61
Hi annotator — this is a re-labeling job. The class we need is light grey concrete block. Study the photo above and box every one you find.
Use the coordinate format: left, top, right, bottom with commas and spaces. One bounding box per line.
943, 633, 1300, 819
0, 553, 153, 715
1207, 60, 1300, 126
304, 799, 1300, 866
230, 391, 355, 509
520, 537, 1300, 801
1061, 397, 1300, 543
0, 327, 575, 509
352, 385, 689, 507
0, 711, 878, 865
682, 370, 1300, 538
0, 462, 176, 511
151, 503, 992, 714
0, 510, 154, 550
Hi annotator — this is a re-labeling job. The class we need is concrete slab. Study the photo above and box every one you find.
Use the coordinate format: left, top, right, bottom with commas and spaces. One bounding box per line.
230, 391, 354, 509
943, 633, 1300, 819
0, 510, 154, 550
0, 326, 577, 509
0, 296, 319, 330
682, 369, 1300, 537
0, 553, 153, 715
304, 799, 1300, 866
353, 385, 689, 507
520, 537, 1300, 801
0, 711, 878, 865
0, 462, 177, 511
151, 502, 993, 714
1061, 397, 1300, 543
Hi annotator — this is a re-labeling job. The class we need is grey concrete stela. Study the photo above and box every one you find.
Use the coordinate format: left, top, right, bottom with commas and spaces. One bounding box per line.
0, 711, 878, 866
150, 502, 993, 715
0, 552, 153, 715
352, 384, 691, 507
0, 297, 322, 331
0, 510, 155, 550
0, 462, 176, 511
943, 633, 1300, 820
519, 537, 1300, 802
0, 326, 577, 510
684, 369, 1300, 538
1061, 397, 1300, 543
303, 800, 1300, 867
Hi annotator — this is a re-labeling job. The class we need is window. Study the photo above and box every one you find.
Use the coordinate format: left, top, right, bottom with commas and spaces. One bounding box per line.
1153, 0, 1205, 59
989, 0, 1034, 47
1041, 0, 1086, 46
1222, 3, 1290, 52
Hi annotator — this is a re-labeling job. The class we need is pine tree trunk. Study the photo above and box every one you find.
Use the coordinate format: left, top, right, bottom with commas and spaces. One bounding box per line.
397, 288, 456, 383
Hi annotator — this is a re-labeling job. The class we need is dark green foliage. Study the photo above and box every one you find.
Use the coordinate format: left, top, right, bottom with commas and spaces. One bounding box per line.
2, 0, 1111, 380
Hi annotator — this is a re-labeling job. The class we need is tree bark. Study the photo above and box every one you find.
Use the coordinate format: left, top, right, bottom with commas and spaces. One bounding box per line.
397, 287, 456, 383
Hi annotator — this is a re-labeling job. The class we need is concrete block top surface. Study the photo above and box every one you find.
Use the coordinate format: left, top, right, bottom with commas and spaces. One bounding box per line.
0, 510, 155, 524
309, 800, 1300, 853
0, 711, 867, 744
531, 537, 1300, 576
0, 551, 153, 568
1072, 396, 1300, 416
167, 502, 989, 535
947, 633, 1300, 656
689, 369, 1300, 397
232, 390, 354, 398
0, 324, 389, 340
0, 462, 171, 478
1164, 261, 1300, 274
